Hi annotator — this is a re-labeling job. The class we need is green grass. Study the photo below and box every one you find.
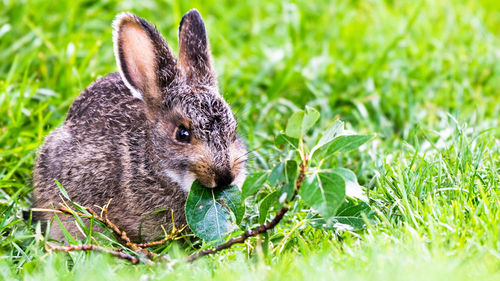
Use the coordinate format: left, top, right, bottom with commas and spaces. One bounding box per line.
1, 0, 500, 280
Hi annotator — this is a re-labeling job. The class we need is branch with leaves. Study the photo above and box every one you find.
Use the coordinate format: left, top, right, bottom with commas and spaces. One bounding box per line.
186, 159, 308, 262
185, 107, 373, 262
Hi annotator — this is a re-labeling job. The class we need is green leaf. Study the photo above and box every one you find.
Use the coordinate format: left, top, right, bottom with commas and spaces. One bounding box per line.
53, 180, 93, 236
269, 162, 285, 186
299, 172, 345, 219
281, 160, 298, 201
309, 216, 365, 231
241, 172, 268, 199
185, 181, 244, 242
54, 179, 70, 201
275, 133, 299, 149
309, 201, 372, 231
258, 191, 280, 224
269, 160, 298, 202
285, 110, 304, 138
220, 185, 245, 225
0, 203, 14, 229
336, 201, 372, 217
302, 106, 320, 135
53, 214, 77, 244
54, 179, 91, 215
331, 168, 367, 201
313, 120, 344, 151
284, 107, 320, 139
328, 135, 373, 153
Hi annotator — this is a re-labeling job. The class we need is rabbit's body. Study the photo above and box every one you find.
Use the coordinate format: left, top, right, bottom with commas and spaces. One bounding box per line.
34, 73, 186, 241
32, 10, 247, 242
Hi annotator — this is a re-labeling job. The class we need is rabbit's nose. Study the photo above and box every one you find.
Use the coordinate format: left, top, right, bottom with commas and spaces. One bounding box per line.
215, 169, 234, 188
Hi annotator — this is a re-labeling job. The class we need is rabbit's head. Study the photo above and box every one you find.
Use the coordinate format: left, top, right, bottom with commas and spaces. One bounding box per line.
112, 10, 247, 192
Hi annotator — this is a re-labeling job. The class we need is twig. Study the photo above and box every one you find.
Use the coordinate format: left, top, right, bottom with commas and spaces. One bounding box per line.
273, 219, 306, 255
54, 203, 183, 263
136, 225, 188, 248
46, 243, 140, 264
136, 213, 189, 248
186, 206, 289, 262
187, 157, 309, 262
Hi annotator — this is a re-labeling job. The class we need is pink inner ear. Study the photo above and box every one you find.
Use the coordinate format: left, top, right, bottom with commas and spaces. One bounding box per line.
119, 23, 157, 95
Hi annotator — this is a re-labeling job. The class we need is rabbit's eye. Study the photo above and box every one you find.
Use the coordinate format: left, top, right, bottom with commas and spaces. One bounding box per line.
176, 126, 191, 143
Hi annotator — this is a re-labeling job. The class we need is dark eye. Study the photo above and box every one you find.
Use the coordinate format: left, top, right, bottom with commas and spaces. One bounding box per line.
176, 126, 191, 143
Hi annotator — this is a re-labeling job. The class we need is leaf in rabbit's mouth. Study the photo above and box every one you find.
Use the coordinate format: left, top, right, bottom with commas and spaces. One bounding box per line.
198, 182, 233, 191
185, 180, 245, 243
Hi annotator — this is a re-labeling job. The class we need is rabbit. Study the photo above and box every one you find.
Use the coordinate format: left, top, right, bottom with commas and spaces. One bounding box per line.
32, 9, 247, 242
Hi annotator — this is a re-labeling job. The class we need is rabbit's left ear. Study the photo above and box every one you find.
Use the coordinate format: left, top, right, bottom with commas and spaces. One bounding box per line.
113, 13, 177, 103
178, 9, 216, 84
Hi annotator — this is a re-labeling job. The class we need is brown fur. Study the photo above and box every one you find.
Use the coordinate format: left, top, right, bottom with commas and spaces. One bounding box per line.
32, 10, 247, 242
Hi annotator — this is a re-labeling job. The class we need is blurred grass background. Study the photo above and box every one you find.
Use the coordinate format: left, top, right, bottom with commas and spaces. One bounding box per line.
0, 0, 499, 280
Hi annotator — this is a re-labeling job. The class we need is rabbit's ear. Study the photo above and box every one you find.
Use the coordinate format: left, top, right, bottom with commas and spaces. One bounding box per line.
178, 9, 215, 84
113, 13, 177, 102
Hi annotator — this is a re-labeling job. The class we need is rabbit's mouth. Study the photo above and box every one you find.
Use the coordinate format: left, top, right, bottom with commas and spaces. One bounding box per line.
162, 165, 246, 193
189, 169, 229, 190
195, 165, 246, 191
188, 160, 246, 191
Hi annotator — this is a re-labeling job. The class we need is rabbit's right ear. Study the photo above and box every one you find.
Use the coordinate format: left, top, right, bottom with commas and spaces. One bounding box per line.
113, 13, 177, 104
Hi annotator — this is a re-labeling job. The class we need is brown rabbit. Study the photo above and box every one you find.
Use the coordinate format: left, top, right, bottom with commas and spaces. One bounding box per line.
32, 9, 247, 242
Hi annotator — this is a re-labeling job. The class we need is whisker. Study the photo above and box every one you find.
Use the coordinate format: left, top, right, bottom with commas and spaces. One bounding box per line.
234, 148, 260, 162
233, 156, 257, 167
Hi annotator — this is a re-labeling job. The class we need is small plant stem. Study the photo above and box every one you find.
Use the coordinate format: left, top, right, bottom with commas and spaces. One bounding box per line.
186, 206, 289, 262
53, 203, 183, 263
298, 137, 306, 163
46, 243, 141, 264
274, 219, 306, 255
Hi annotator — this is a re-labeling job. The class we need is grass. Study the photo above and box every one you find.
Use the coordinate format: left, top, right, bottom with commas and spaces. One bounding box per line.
1, 0, 500, 280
